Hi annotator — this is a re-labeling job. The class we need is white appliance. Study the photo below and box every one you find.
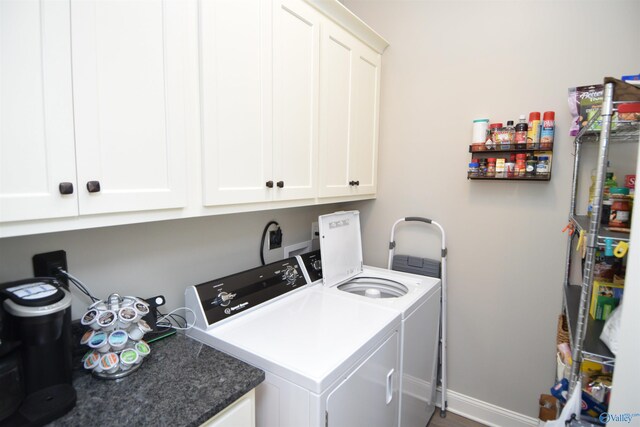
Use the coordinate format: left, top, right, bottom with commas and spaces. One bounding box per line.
185, 257, 403, 427
318, 211, 442, 427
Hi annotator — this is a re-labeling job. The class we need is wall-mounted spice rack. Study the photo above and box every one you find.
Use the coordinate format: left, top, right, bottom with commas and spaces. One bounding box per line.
467, 145, 554, 181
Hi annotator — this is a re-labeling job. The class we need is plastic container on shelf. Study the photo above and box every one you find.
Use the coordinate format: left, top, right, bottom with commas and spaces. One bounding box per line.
472, 119, 490, 144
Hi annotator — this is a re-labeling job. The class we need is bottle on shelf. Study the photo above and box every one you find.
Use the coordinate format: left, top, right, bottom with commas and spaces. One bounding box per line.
503, 120, 515, 150
515, 115, 528, 149
587, 163, 618, 218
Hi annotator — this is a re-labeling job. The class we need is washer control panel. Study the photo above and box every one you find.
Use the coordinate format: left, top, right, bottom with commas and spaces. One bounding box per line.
299, 250, 322, 283
194, 257, 307, 326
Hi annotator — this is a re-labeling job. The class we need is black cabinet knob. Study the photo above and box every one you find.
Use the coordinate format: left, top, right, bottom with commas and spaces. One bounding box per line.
59, 182, 74, 195
266, 180, 274, 188
86, 181, 101, 193
277, 181, 284, 188
349, 180, 356, 186
355, 180, 360, 186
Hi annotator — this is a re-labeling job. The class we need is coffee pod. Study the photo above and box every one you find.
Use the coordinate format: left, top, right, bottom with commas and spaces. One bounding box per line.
119, 349, 139, 371
80, 329, 95, 346
108, 330, 128, 351
96, 310, 117, 331
128, 319, 152, 341
118, 306, 137, 328
134, 340, 150, 361
133, 301, 150, 318
83, 351, 102, 372
81, 309, 101, 330
88, 331, 110, 353
100, 353, 120, 374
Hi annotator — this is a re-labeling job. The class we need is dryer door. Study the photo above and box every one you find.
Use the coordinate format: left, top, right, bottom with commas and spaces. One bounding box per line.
326, 330, 400, 427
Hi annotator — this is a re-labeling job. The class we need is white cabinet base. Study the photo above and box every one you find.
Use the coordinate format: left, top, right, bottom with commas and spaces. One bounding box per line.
200, 389, 255, 427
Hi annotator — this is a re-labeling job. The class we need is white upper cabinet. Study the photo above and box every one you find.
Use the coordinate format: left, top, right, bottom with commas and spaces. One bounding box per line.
200, 0, 272, 206
272, 0, 319, 202
350, 42, 381, 196
0, 1, 77, 222
71, 0, 188, 215
318, 19, 381, 198
1, 0, 387, 237
201, 0, 319, 206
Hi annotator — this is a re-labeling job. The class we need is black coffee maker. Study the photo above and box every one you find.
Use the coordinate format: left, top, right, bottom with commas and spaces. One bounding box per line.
0, 278, 76, 426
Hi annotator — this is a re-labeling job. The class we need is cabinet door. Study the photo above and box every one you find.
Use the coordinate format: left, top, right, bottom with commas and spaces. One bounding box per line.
272, 0, 319, 201
71, 0, 187, 215
201, 389, 255, 427
0, 0, 77, 222
318, 21, 355, 198
200, 0, 273, 206
318, 22, 381, 199
326, 331, 399, 427
349, 43, 380, 196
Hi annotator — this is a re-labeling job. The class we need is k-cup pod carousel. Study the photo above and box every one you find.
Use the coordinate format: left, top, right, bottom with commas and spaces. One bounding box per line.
79, 294, 152, 379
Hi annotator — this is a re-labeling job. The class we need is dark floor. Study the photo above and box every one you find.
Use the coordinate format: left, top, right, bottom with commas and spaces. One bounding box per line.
429, 411, 488, 427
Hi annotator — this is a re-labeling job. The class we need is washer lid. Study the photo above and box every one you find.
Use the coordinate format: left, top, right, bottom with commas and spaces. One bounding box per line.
318, 211, 363, 287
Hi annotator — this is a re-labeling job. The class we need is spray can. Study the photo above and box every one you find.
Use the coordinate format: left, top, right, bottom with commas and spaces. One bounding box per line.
540, 111, 555, 149
527, 112, 541, 149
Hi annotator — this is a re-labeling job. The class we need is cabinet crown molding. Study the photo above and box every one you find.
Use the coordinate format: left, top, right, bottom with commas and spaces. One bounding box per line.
304, 0, 389, 53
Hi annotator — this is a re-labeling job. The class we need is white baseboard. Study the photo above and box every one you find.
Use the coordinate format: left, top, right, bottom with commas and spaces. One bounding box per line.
435, 388, 539, 427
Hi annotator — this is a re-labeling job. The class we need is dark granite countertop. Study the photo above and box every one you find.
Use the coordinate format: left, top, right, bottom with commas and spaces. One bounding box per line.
48, 333, 265, 427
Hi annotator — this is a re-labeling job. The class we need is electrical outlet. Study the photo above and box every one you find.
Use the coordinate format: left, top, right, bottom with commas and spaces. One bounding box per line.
311, 222, 319, 240
269, 228, 282, 249
32, 250, 68, 286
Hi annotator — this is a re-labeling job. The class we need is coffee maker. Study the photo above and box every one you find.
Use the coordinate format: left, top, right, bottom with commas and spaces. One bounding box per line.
0, 278, 76, 426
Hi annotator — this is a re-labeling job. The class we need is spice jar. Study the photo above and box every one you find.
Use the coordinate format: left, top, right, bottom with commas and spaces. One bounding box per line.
468, 162, 479, 178
609, 187, 632, 228
479, 158, 488, 177
487, 123, 502, 150
526, 155, 537, 177
487, 158, 496, 177
515, 153, 527, 177
536, 156, 550, 177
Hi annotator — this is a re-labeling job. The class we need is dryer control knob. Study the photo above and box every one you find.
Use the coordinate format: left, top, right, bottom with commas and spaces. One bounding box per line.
215, 291, 236, 307
312, 260, 322, 271
282, 266, 299, 285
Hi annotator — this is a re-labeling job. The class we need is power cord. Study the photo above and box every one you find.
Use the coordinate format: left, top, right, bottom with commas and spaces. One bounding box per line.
57, 268, 100, 302
155, 307, 195, 331
260, 220, 280, 265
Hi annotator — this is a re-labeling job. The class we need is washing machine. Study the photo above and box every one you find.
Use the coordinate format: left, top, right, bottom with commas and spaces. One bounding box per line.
185, 257, 403, 427
316, 210, 442, 427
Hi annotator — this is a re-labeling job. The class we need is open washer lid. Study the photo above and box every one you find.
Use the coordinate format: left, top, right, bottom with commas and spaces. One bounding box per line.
318, 210, 363, 287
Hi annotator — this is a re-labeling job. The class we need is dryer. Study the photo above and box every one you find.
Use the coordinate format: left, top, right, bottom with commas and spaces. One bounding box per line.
317, 211, 442, 427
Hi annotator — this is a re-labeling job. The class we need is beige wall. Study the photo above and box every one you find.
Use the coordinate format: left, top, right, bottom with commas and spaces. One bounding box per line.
343, 0, 640, 418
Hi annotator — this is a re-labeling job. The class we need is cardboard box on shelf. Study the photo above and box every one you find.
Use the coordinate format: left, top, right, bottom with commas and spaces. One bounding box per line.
589, 281, 624, 320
